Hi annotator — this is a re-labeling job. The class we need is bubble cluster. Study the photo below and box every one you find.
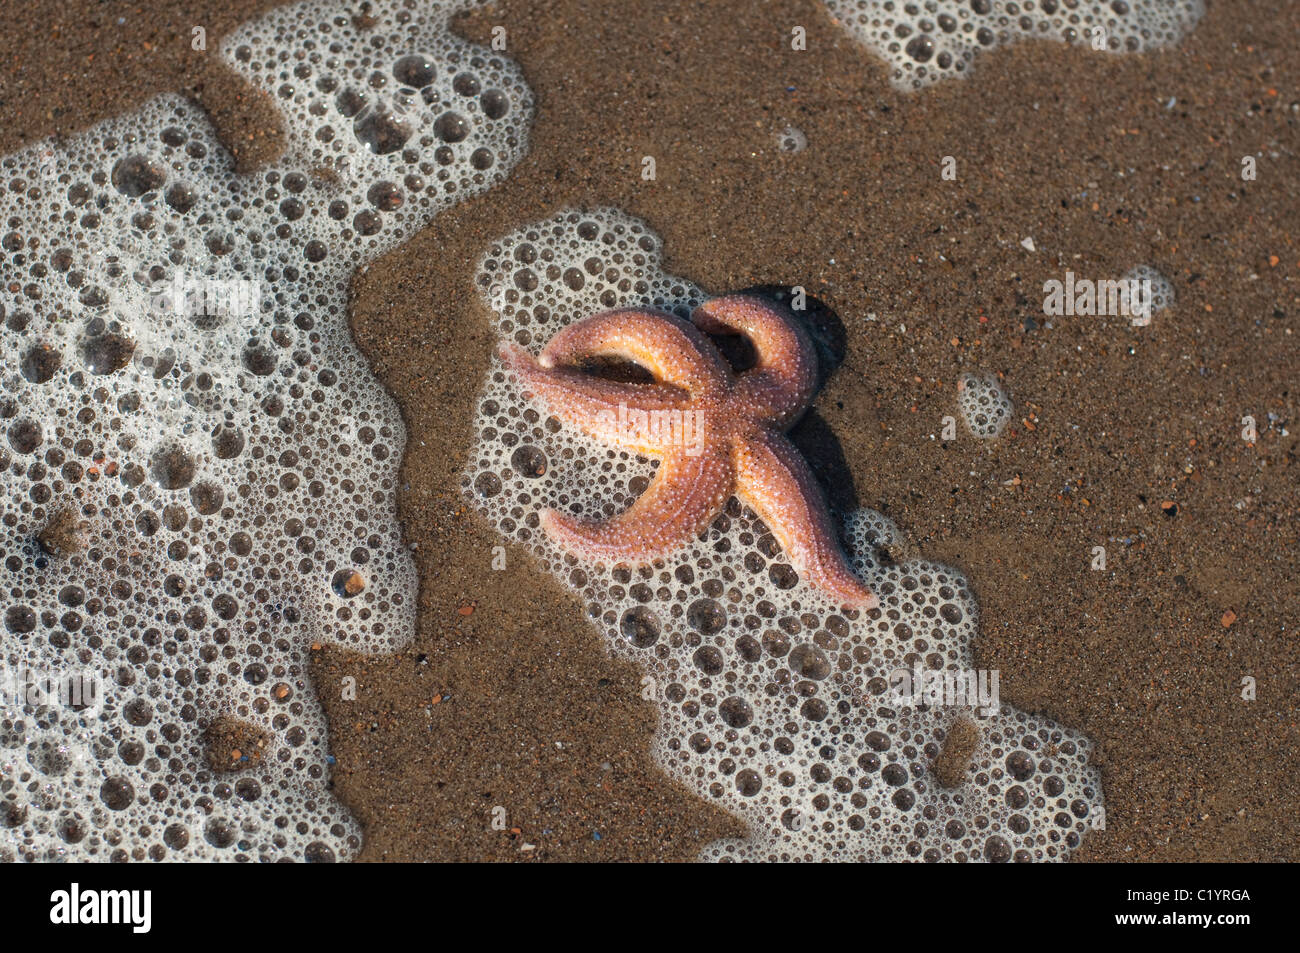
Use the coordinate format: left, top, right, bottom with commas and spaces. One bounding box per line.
467, 209, 1102, 861
823, 0, 1205, 90
1123, 264, 1174, 321
0, 0, 532, 861
957, 371, 1013, 438
776, 126, 809, 154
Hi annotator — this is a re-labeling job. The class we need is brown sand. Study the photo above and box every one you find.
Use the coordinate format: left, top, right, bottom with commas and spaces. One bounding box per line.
2, 0, 1296, 861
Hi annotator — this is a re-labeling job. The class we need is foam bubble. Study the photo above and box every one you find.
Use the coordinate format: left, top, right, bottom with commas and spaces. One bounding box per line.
777, 126, 809, 154
467, 209, 1103, 861
823, 0, 1205, 90
957, 371, 1013, 438
0, 0, 532, 861
1124, 264, 1175, 321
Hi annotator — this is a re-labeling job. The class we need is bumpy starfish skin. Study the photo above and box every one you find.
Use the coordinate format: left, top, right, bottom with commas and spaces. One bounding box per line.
499, 294, 877, 610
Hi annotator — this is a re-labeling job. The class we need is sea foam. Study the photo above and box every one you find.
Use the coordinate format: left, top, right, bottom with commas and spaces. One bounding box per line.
823, 0, 1205, 90
0, 0, 532, 861
468, 208, 1104, 862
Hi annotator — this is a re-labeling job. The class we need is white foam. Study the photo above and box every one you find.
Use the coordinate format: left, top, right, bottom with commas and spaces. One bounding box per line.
823, 0, 1205, 90
1124, 264, 1175, 319
957, 371, 1013, 438
0, 0, 532, 861
468, 208, 1103, 861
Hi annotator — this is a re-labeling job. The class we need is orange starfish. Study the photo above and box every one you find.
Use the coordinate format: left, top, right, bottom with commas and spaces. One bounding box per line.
499, 294, 877, 610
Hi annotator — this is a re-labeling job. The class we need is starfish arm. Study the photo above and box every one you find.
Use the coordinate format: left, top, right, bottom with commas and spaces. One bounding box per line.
734, 427, 878, 610
500, 343, 692, 456
541, 449, 735, 565
539, 308, 727, 397
691, 294, 819, 426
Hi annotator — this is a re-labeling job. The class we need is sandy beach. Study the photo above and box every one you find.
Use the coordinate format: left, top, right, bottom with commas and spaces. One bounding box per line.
1, 0, 1296, 861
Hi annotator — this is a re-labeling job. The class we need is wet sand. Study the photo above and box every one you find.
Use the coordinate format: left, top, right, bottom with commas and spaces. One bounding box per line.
2, 0, 1296, 861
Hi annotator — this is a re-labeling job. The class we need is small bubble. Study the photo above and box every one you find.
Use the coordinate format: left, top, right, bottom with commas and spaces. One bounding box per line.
687, 598, 727, 634
777, 126, 807, 153
332, 569, 367, 598
452, 72, 481, 96
393, 54, 436, 88
111, 155, 166, 197
353, 102, 412, 154
99, 777, 135, 811
433, 112, 471, 143
510, 445, 547, 477
692, 646, 724, 674
473, 471, 502, 497
149, 445, 197, 490
905, 35, 935, 62
736, 769, 762, 796
164, 182, 198, 213
20, 344, 61, 383
480, 90, 509, 120
366, 181, 404, 211
718, 696, 753, 729
6, 420, 42, 455
620, 606, 660, 647
212, 423, 245, 459
4, 605, 36, 634
81, 333, 136, 375
304, 841, 336, 863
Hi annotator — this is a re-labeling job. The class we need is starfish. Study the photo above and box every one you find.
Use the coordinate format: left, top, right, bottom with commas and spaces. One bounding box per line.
499, 294, 877, 610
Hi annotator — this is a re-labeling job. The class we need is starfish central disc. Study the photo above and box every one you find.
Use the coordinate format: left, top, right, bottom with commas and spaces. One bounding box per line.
499, 294, 877, 610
